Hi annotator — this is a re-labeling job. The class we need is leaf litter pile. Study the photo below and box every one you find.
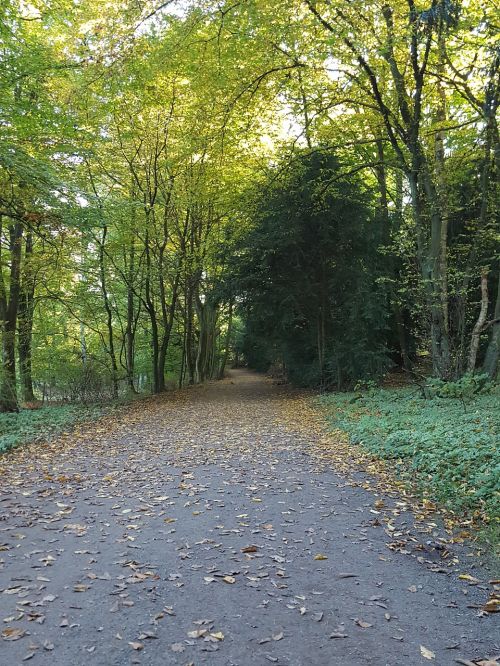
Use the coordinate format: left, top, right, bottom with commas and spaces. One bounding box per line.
0, 369, 498, 665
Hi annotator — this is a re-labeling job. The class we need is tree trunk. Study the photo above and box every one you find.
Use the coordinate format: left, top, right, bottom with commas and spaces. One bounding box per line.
18, 229, 35, 402
467, 270, 489, 373
143, 224, 161, 394
185, 283, 195, 384
434, 33, 450, 343
0, 220, 23, 412
99, 226, 118, 399
409, 162, 452, 379
157, 271, 180, 392
195, 297, 217, 383
125, 225, 137, 393
455, 102, 499, 376
483, 270, 500, 378
375, 139, 412, 371
218, 300, 234, 379
179, 317, 187, 388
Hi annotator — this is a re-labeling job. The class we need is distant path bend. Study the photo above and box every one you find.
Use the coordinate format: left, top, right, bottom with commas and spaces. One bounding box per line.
0, 369, 497, 665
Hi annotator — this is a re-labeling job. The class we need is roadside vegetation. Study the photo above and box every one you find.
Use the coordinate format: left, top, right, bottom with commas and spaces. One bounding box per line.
318, 376, 499, 532
0, 404, 108, 454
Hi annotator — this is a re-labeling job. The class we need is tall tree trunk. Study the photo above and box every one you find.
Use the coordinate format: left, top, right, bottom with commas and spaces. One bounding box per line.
409, 160, 451, 379
456, 104, 499, 376
143, 224, 161, 393
125, 234, 137, 393
434, 33, 450, 344
157, 270, 181, 391
467, 270, 489, 373
80, 322, 87, 366
483, 270, 500, 378
393, 169, 412, 370
185, 282, 195, 385
179, 316, 187, 388
195, 296, 217, 383
18, 229, 35, 402
425, 172, 452, 380
375, 139, 412, 370
99, 225, 118, 399
0, 219, 23, 412
218, 300, 234, 380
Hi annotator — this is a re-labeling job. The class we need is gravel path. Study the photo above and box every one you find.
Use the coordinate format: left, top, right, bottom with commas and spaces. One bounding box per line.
0, 369, 498, 665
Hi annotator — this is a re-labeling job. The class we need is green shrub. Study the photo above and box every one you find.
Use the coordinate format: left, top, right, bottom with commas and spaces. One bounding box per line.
425, 373, 492, 400
0, 404, 106, 454
318, 384, 500, 521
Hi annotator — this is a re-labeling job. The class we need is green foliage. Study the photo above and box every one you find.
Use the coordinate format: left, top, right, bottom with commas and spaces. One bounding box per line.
234, 149, 391, 388
0, 404, 107, 454
319, 385, 500, 521
425, 374, 493, 400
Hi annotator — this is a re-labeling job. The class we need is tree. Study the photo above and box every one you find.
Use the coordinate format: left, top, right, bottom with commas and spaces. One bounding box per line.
234, 150, 390, 388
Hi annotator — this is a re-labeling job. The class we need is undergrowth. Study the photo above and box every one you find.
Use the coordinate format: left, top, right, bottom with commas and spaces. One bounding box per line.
0, 404, 107, 454
318, 383, 500, 531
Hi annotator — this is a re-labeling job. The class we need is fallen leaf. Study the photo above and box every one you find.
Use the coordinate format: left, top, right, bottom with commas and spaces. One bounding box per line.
2, 627, 26, 641
483, 595, 500, 613
314, 554, 328, 560
420, 645, 435, 660
187, 629, 207, 639
73, 584, 88, 592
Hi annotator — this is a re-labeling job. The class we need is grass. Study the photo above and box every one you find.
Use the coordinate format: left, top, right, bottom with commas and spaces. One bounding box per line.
0, 403, 108, 454
318, 384, 500, 528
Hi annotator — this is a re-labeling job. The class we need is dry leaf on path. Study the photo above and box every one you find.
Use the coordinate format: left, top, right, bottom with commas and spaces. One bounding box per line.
2, 627, 26, 641
420, 645, 436, 660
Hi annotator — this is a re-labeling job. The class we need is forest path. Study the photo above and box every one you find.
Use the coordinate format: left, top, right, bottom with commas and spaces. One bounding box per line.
0, 369, 497, 666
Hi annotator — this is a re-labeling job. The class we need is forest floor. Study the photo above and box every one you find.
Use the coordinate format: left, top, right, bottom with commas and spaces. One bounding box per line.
0, 369, 498, 666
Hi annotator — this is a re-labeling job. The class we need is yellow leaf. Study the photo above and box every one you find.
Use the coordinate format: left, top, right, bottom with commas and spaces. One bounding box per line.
458, 574, 480, 583
210, 632, 224, 641
314, 553, 328, 560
